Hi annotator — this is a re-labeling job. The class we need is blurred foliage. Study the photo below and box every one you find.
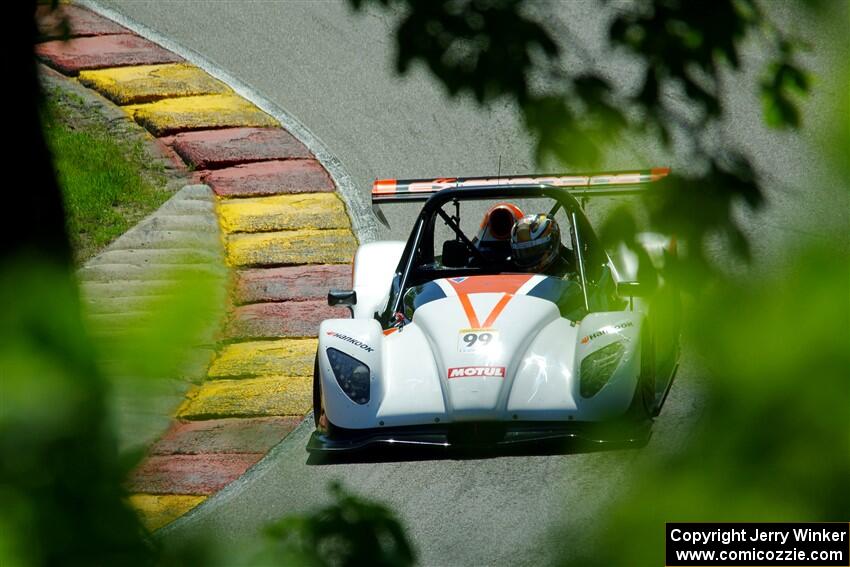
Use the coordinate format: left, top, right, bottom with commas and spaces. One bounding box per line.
91, 264, 227, 456
348, 0, 813, 280
2, 0, 151, 562
559, 244, 850, 566
1, 3, 225, 566
0, 260, 226, 567
255, 482, 415, 567
9, 4, 410, 567
557, 6, 849, 565
346, 2, 849, 566
0, 261, 152, 567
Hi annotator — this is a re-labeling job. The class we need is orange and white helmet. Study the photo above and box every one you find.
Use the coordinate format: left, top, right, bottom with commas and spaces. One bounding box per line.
510, 213, 560, 271
476, 203, 524, 244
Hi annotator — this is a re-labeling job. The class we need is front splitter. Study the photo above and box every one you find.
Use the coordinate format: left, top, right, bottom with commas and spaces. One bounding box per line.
306, 420, 651, 454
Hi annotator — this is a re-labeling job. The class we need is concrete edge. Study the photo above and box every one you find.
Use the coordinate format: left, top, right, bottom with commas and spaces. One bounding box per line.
78, 0, 379, 245
86, 183, 223, 262
78, 183, 229, 454
56, 2, 364, 530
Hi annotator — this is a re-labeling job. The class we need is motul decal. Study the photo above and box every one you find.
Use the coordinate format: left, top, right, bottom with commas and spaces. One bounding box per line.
447, 366, 506, 379
326, 331, 374, 352
580, 321, 634, 344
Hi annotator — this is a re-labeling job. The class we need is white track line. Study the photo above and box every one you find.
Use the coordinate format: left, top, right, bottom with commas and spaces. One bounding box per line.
79, 0, 379, 244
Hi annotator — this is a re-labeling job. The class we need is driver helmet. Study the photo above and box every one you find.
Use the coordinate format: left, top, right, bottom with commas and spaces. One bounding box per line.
475, 203, 524, 244
510, 213, 560, 271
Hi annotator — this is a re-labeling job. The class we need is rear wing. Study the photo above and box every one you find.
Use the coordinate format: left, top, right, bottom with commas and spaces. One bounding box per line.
372, 167, 670, 204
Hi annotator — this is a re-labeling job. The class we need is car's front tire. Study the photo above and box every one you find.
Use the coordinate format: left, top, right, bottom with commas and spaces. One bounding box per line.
639, 325, 657, 416
312, 352, 331, 433
626, 323, 656, 422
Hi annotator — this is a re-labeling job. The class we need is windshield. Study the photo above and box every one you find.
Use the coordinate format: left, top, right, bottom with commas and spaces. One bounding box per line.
380, 185, 618, 324
428, 196, 576, 275
402, 274, 588, 322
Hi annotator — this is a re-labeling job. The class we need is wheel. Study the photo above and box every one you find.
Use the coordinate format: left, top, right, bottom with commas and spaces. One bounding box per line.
651, 283, 681, 381
638, 324, 657, 417
647, 282, 681, 415
626, 323, 656, 421
313, 352, 330, 433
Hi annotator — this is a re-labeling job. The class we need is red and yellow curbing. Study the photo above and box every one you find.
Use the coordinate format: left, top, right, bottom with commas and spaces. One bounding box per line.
79, 63, 232, 104
37, 4, 356, 530
128, 494, 207, 532
126, 94, 279, 136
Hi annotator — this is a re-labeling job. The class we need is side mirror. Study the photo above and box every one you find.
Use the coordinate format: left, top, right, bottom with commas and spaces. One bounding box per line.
441, 240, 468, 268
617, 281, 648, 297
328, 289, 357, 307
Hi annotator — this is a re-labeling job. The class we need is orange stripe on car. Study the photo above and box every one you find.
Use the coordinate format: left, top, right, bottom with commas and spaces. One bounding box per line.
372, 179, 397, 194
447, 275, 533, 328
457, 293, 482, 328
446, 274, 532, 295
481, 293, 513, 328
650, 166, 671, 181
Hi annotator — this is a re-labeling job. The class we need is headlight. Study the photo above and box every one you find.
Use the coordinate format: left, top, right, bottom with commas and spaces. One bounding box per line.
580, 342, 625, 398
326, 348, 370, 405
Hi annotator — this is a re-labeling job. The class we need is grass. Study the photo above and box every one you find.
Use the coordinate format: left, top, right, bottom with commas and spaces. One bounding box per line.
41, 95, 169, 264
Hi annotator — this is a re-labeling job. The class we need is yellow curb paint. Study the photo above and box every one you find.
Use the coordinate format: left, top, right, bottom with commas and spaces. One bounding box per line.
178, 375, 312, 419
175, 384, 202, 417
208, 338, 317, 378
56, 23, 361, 531
218, 193, 349, 234
120, 104, 138, 120
128, 494, 206, 532
226, 228, 356, 266
128, 94, 278, 136
78, 63, 232, 105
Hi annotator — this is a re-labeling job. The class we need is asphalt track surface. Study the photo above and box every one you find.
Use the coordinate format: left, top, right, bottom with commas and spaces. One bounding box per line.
90, 2, 847, 565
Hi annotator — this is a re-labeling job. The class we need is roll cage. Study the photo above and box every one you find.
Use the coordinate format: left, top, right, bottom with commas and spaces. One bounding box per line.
378, 185, 610, 325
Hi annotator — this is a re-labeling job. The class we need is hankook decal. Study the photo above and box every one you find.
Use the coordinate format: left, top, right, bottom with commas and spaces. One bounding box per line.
580, 321, 634, 344
326, 331, 374, 352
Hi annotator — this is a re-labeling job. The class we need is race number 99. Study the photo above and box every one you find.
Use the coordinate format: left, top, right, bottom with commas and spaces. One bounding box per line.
458, 329, 499, 353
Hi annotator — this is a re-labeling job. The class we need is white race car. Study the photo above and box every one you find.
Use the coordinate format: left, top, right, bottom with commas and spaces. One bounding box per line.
308, 169, 680, 453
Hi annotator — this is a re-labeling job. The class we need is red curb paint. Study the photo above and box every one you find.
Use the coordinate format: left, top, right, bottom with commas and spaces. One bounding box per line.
36, 5, 130, 39
151, 417, 300, 455
226, 300, 350, 339
235, 264, 351, 304
42, 8, 357, 525
204, 159, 333, 197
152, 139, 193, 174
172, 128, 313, 169
36, 35, 182, 76
127, 453, 262, 495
